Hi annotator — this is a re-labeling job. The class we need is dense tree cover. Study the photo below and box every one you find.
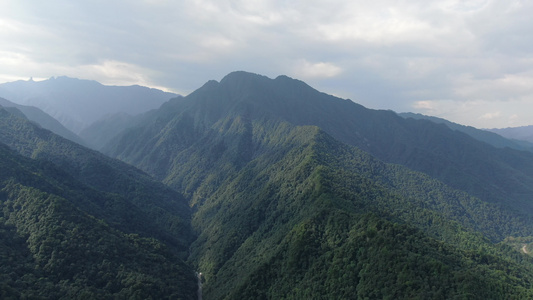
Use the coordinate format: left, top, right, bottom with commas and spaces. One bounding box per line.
98, 71, 533, 299
309, 130, 533, 242
231, 211, 533, 299
179, 121, 533, 299
5, 71, 533, 299
105, 107, 533, 298
0, 107, 194, 255
106, 71, 533, 214
0, 143, 196, 298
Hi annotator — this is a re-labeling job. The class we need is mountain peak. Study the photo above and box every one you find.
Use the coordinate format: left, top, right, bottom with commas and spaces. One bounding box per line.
218, 71, 272, 90
219, 71, 308, 88
220, 71, 267, 82
175, 70, 357, 127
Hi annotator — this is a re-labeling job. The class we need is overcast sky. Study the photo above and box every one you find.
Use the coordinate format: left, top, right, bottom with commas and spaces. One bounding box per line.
1, 0, 533, 128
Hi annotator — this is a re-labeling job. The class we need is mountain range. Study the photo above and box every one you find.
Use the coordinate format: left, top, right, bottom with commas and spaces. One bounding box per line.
0, 97, 85, 145
399, 112, 533, 152
105, 72, 533, 215
2, 71, 533, 298
0, 76, 177, 134
488, 125, 533, 144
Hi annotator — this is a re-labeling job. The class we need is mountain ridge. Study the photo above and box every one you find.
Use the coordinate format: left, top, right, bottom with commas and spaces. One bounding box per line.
0, 106, 194, 254
399, 112, 533, 152
488, 125, 533, 144
100, 71, 533, 298
106, 71, 533, 213
5, 71, 533, 298
0, 76, 178, 133
0, 141, 196, 298
0, 97, 85, 145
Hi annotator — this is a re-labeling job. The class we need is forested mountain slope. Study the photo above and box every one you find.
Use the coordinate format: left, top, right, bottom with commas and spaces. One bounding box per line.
0, 107, 194, 255
106, 71, 533, 214
3, 71, 533, 298
399, 112, 533, 152
188, 122, 533, 299
0, 141, 196, 298
102, 71, 533, 298
0, 98, 84, 145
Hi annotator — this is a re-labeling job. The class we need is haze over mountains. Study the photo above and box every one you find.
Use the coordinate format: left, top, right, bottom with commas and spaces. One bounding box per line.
399, 112, 533, 152
2, 71, 533, 298
0, 97, 85, 145
0, 76, 178, 134
488, 126, 533, 144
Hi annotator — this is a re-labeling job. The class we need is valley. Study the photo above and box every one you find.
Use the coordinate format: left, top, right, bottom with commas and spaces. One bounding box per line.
2, 72, 533, 299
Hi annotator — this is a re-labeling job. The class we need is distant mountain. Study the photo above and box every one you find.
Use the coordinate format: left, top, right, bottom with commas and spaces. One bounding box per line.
79, 112, 141, 150
399, 112, 533, 152
0, 97, 85, 145
102, 71, 533, 298
0, 76, 178, 133
0, 107, 196, 297
488, 125, 533, 144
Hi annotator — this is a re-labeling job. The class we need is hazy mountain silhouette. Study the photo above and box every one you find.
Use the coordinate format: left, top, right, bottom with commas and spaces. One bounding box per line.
488, 125, 533, 144
0, 76, 178, 133
400, 112, 533, 152
79, 112, 141, 150
0, 97, 85, 145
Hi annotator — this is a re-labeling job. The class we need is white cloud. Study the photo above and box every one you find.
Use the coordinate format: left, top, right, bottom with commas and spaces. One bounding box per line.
292, 60, 342, 79
410, 98, 533, 128
454, 72, 533, 101
316, 12, 433, 45
480, 111, 501, 120
413, 100, 435, 111
74, 60, 180, 93
1, 0, 533, 127
442, 0, 489, 13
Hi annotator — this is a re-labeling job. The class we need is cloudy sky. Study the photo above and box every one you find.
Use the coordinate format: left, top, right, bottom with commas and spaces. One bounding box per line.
1, 0, 533, 128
